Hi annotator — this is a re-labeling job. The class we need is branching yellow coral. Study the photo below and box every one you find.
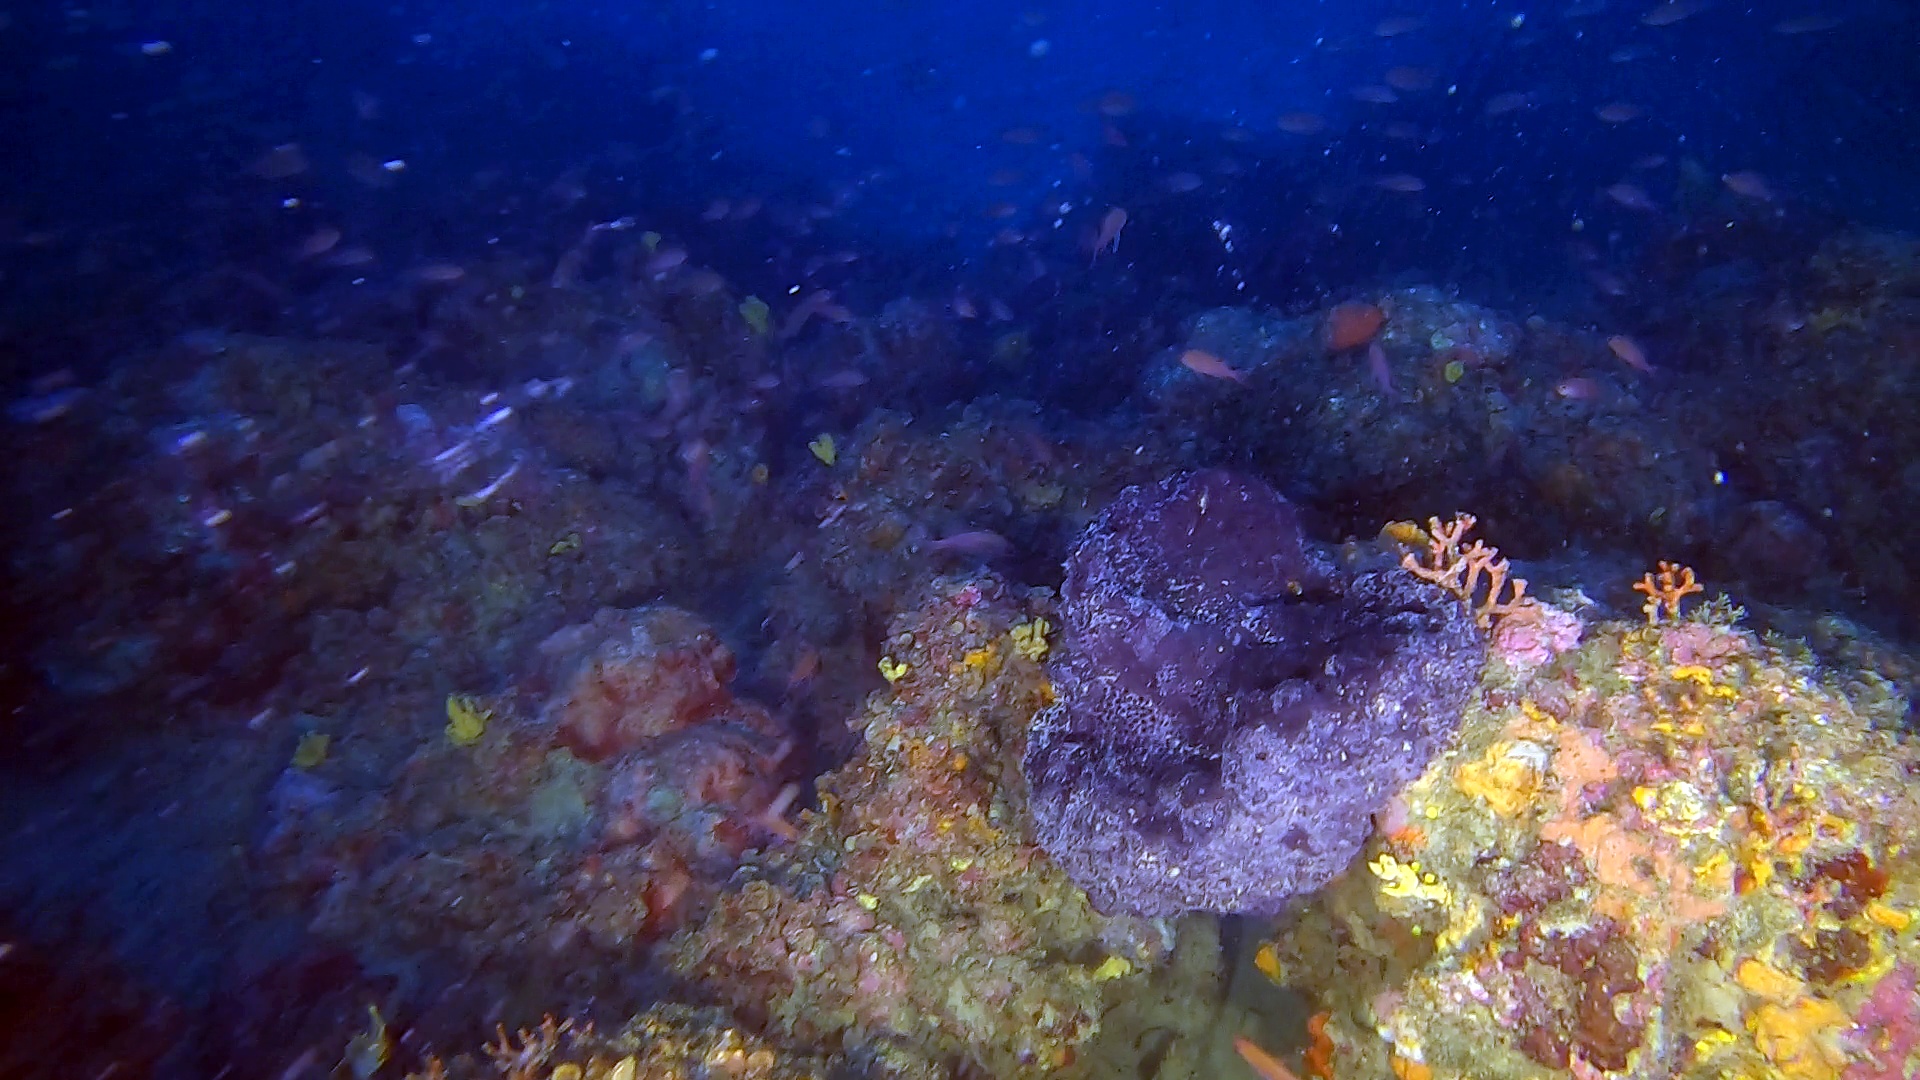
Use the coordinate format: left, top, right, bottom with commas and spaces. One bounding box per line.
808, 433, 837, 466
445, 694, 491, 747
292, 731, 330, 768
1009, 618, 1051, 660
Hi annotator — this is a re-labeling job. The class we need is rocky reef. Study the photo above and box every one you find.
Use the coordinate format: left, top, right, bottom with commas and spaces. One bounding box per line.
408, 1005, 857, 1080
1259, 584, 1920, 1080
264, 602, 802, 1035
669, 574, 1173, 1080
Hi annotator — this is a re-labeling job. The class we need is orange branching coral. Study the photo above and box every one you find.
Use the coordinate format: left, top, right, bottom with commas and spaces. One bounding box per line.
1400, 514, 1539, 629
482, 1016, 574, 1080
1304, 1011, 1337, 1079
1633, 560, 1703, 624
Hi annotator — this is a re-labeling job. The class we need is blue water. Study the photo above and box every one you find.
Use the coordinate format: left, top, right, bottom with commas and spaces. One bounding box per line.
6, 0, 1914, 332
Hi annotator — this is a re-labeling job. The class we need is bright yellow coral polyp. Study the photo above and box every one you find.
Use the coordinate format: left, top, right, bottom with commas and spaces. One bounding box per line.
1734, 958, 1805, 1004
1009, 618, 1051, 660
445, 694, 491, 747
1747, 998, 1851, 1080
1454, 740, 1544, 817
1672, 664, 1738, 699
1369, 853, 1451, 905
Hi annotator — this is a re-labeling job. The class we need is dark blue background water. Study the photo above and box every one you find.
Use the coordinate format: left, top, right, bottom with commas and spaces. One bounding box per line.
4, 0, 1914, 360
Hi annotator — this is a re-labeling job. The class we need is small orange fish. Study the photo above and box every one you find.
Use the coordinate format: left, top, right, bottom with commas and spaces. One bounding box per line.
1605, 183, 1659, 212
1607, 334, 1655, 373
643, 246, 688, 277
927, 530, 1013, 559
1091, 207, 1128, 264
780, 290, 855, 339
814, 368, 870, 389
1276, 111, 1327, 135
1367, 341, 1398, 396
1180, 348, 1247, 384
1772, 13, 1842, 33
1641, 0, 1709, 24
248, 142, 308, 179
1384, 66, 1436, 92
1482, 91, 1537, 117
1372, 174, 1427, 193
322, 245, 376, 268
1556, 376, 1602, 400
295, 226, 341, 258
786, 645, 820, 690
1721, 171, 1776, 201
1234, 1035, 1302, 1080
1162, 171, 1204, 193
1586, 269, 1629, 296
411, 262, 466, 283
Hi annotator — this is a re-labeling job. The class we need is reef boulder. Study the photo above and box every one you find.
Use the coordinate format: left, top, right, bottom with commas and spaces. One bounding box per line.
1022, 470, 1485, 916
540, 605, 774, 761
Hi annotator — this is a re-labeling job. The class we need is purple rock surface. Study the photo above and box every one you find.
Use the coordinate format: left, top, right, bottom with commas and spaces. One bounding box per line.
1022, 470, 1485, 916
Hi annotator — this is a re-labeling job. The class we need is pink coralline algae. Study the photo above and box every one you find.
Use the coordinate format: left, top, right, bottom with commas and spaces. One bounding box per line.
539, 605, 784, 762
1022, 470, 1486, 916
1846, 962, 1919, 1080
539, 605, 796, 862
1492, 602, 1583, 671
283, 603, 799, 1000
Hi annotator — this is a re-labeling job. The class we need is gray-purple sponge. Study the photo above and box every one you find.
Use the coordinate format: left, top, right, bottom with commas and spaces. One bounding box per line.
1022, 470, 1485, 916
